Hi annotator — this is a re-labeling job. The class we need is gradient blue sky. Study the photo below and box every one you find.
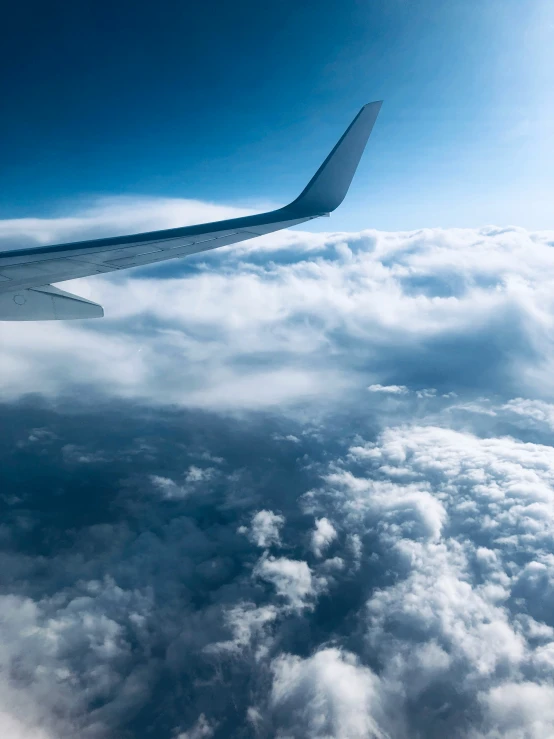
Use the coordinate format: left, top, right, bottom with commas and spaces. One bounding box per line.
1, 0, 553, 230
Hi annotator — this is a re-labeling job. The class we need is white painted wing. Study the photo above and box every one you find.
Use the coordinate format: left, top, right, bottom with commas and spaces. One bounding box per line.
0, 102, 382, 319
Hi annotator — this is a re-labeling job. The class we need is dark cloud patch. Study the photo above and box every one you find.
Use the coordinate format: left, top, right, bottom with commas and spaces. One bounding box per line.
0, 398, 363, 738
366, 302, 541, 397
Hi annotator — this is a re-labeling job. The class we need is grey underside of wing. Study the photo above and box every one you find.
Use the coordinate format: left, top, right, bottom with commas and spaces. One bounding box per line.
0, 100, 382, 296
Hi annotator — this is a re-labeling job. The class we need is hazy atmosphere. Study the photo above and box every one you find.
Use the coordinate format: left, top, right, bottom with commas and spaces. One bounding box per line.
1, 2, 554, 738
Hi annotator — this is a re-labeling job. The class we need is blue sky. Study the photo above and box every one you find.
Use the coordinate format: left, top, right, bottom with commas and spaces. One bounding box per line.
1, 0, 552, 230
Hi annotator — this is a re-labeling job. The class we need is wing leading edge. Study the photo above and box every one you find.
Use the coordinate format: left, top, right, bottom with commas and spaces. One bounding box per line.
0, 101, 382, 320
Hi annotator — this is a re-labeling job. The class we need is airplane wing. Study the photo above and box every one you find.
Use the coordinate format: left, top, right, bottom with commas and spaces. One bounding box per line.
0, 101, 382, 320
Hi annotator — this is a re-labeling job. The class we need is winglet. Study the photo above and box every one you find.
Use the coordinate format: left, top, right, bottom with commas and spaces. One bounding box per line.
286, 101, 382, 217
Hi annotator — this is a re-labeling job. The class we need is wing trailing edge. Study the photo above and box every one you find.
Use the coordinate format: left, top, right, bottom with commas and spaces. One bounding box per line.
0, 285, 103, 321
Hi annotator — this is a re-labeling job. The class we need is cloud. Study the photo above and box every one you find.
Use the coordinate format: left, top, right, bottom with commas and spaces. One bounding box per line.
0, 196, 252, 252
0, 581, 155, 739
502, 397, 554, 430
304, 419, 554, 736
0, 713, 55, 739
203, 602, 277, 658
150, 474, 188, 499
311, 517, 337, 557
149, 465, 216, 500
368, 384, 408, 394
242, 510, 285, 548
175, 714, 217, 739
254, 555, 318, 610
270, 648, 391, 739
477, 681, 554, 739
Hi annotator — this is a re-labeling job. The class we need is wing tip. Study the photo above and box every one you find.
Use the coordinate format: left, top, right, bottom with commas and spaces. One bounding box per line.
286, 100, 383, 216
360, 100, 383, 118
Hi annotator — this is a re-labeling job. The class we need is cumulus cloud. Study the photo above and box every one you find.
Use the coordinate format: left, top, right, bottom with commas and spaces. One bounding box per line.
0, 580, 154, 739
204, 602, 277, 658
242, 510, 285, 548
270, 648, 390, 739
310, 517, 337, 557
254, 556, 318, 610
302, 419, 554, 736
477, 681, 554, 739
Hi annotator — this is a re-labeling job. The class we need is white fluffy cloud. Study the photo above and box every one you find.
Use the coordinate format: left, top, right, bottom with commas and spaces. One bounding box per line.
476, 681, 554, 739
0, 578, 154, 739
368, 384, 408, 394
242, 510, 285, 548
303, 420, 554, 737
254, 556, 318, 610
270, 648, 390, 739
311, 517, 337, 557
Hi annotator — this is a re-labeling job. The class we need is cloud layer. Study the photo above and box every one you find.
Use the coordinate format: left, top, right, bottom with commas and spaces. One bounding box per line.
2, 197, 554, 410
2, 198, 554, 737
